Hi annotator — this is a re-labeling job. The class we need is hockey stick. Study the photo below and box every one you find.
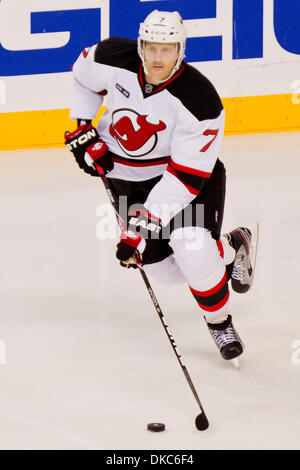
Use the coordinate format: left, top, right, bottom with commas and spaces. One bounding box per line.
94, 163, 209, 431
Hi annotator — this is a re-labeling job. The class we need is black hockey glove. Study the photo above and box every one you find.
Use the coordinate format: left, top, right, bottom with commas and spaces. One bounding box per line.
116, 208, 162, 268
64, 124, 113, 176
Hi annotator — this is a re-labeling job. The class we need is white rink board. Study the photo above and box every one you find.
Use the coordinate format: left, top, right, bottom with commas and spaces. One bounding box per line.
0, 0, 299, 112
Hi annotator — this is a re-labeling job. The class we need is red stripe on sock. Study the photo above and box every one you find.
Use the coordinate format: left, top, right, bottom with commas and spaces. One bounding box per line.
189, 271, 227, 297
166, 166, 200, 195
197, 291, 229, 312
216, 240, 224, 258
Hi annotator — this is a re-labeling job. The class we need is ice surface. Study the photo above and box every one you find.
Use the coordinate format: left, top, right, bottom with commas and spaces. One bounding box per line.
0, 132, 299, 450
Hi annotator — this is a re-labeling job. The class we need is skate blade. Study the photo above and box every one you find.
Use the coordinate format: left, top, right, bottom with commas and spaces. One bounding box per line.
231, 358, 240, 369
248, 223, 259, 291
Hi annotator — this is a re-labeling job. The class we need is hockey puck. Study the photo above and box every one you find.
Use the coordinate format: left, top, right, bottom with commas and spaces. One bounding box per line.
195, 413, 209, 431
147, 422, 165, 432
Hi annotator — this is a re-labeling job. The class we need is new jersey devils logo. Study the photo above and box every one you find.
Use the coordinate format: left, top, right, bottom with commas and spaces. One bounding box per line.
109, 108, 166, 157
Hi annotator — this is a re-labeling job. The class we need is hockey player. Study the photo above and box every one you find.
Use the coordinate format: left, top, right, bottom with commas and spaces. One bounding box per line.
65, 10, 257, 361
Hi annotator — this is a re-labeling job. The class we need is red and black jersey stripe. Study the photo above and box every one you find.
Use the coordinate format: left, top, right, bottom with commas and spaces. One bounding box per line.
166, 158, 211, 195
111, 154, 170, 167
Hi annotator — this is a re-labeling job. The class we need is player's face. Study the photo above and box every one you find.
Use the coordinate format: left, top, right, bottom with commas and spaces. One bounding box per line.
143, 42, 179, 84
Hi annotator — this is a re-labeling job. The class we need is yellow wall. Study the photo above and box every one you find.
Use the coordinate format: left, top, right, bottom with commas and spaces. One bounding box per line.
0, 93, 299, 151
223, 94, 300, 135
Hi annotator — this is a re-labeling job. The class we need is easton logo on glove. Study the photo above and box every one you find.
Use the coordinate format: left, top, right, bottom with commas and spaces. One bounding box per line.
116, 208, 162, 268
129, 216, 161, 234
128, 209, 162, 235
66, 126, 98, 150
64, 123, 113, 176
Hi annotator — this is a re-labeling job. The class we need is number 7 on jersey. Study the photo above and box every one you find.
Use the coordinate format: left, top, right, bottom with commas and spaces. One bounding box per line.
200, 129, 219, 152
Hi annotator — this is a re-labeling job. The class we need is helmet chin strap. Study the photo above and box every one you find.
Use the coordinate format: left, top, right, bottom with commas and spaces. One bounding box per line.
144, 62, 181, 85
141, 50, 184, 85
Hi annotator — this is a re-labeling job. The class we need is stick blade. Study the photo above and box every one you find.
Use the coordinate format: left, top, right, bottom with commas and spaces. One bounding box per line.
195, 413, 209, 431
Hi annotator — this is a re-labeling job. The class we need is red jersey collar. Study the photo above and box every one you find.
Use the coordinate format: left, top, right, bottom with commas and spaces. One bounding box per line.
138, 62, 186, 96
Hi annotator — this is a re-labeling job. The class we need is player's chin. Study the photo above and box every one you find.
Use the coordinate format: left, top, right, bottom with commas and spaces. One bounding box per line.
152, 69, 167, 81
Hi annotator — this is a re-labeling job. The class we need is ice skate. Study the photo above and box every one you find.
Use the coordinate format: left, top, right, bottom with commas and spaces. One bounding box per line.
224, 224, 259, 293
206, 315, 244, 360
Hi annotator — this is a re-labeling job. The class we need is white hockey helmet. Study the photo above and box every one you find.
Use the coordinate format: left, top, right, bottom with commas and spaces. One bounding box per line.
138, 10, 187, 81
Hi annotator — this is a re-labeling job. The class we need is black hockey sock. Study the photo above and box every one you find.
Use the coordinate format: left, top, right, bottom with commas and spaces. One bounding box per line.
207, 314, 232, 330
226, 261, 234, 280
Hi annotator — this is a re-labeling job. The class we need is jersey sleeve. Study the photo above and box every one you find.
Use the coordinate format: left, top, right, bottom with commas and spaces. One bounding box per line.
144, 94, 225, 226
69, 44, 109, 121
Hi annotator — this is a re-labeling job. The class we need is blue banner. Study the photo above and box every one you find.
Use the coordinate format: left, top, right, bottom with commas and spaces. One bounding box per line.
273, 1, 300, 55
110, 0, 223, 62
0, 1, 299, 77
232, 0, 263, 59
0, 9, 101, 76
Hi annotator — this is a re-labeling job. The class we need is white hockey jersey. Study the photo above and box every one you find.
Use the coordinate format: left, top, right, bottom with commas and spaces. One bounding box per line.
70, 37, 225, 225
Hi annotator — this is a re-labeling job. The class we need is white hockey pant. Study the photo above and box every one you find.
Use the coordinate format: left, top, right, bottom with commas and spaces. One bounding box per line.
144, 227, 232, 322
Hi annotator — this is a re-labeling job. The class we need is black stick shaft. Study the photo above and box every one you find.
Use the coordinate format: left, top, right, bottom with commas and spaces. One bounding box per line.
97, 166, 207, 418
